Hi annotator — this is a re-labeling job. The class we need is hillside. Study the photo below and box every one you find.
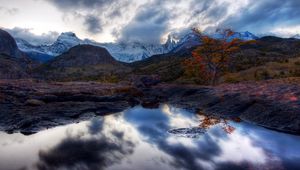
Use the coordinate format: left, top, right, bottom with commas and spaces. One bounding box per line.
0, 29, 35, 79
36, 45, 131, 81
130, 36, 300, 84
129, 48, 192, 82
0, 54, 31, 79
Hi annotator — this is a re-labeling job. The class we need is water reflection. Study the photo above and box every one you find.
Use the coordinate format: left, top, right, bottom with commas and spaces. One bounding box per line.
0, 105, 299, 170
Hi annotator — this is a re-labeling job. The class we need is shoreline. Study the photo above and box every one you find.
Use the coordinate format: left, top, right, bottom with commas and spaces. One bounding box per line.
0, 78, 299, 135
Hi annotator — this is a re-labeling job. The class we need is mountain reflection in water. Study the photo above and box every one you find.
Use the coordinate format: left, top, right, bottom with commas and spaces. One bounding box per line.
0, 105, 300, 170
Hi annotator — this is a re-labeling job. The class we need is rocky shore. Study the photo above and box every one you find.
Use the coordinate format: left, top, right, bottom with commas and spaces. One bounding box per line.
0, 78, 299, 135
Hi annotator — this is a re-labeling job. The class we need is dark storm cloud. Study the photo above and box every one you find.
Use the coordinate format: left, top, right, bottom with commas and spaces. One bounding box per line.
45, 0, 300, 42
220, 0, 300, 33
47, 0, 116, 9
47, 0, 129, 35
37, 136, 134, 170
4, 27, 59, 45
189, 0, 213, 16
186, 0, 225, 23
37, 119, 134, 170
119, 1, 171, 44
84, 15, 103, 34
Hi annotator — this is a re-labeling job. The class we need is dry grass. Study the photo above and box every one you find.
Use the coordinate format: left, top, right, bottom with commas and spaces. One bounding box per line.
223, 57, 300, 83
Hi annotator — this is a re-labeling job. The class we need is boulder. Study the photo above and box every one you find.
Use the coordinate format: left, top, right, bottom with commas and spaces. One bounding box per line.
131, 75, 161, 88
25, 99, 45, 106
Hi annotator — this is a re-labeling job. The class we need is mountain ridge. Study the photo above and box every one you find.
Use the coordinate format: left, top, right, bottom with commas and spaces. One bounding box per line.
15, 30, 259, 63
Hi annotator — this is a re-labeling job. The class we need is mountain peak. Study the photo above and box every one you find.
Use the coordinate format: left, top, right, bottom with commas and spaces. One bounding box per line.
59, 32, 77, 37
56, 32, 80, 43
210, 30, 258, 41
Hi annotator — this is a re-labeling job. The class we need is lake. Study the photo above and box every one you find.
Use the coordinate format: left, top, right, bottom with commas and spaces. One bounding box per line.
0, 105, 300, 170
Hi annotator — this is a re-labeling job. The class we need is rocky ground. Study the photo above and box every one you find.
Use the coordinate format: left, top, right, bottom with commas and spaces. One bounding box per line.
0, 78, 299, 135
164, 78, 300, 134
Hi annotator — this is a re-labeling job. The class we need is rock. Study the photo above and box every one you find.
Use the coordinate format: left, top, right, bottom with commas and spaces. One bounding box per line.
131, 75, 161, 88
168, 127, 206, 138
141, 101, 160, 109
0, 78, 300, 135
140, 75, 161, 87
25, 99, 45, 106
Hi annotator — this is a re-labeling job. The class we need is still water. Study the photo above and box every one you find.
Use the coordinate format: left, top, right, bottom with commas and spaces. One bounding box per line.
0, 105, 300, 170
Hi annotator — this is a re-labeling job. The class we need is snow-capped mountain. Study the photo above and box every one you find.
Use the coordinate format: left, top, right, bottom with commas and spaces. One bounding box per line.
166, 30, 258, 53
46, 32, 83, 55
169, 30, 202, 53
210, 30, 258, 41
163, 34, 180, 51
15, 30, 258, 63
16, 32, 175, 62
99, 42, 171, 62
291, 34, 300, 39
16, 32, 85, 56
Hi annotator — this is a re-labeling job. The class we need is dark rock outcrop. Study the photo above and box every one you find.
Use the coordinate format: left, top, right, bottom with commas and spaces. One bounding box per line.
0, 29, 36, 79
0, 80, 140, 134
36, 45, 131, 80
0, 29, 24, 58
47, 45, 120, 67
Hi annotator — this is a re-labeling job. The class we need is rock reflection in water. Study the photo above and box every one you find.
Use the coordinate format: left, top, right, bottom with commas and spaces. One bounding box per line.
168, 114, 241, 138
0, 105, 299, 170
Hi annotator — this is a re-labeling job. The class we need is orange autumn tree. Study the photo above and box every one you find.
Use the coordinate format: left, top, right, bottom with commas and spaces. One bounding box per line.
184, 29, 253, 85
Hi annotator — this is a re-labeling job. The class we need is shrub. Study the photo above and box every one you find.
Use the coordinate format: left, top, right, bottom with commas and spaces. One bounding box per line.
291, 69, 300, 77
295, 61, 300, 66
254, 69, 271, 80
224, 75, 241, 83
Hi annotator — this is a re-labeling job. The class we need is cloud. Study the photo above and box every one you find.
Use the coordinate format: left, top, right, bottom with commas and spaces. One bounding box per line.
118, 1, 172, 44
0, 6, 19, 15
6, 0, 300, 43
37, 136, 134, 170
118, 0, 235, 43
46, 0, 242, 43
4, 27, 59, 45
220, 0, 300, 34
124, 107, 222, 170
47, 0, 116, 10
47, 0, 130, 36
37, 119, 135, 170
84, 15, 103, 34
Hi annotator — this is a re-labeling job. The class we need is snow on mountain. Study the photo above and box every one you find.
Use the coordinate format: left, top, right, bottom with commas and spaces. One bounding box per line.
99, 42, 170, 62
291, 34, 300, 39
16, 32, 175, 62
169, 30, 202, 53
15, 30, 258, 63
167, 30, 258, 53
164, 34, 180, 51
46, 32, 82, 55
15, 38, 43, 53
16, 32, 84, 57
210, 30, 258, 41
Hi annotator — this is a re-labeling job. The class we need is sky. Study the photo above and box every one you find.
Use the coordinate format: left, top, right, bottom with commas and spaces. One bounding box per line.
1, 0, 300, 45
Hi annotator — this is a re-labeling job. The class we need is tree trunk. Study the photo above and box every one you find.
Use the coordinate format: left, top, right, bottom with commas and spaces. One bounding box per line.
211, 70, 218, 86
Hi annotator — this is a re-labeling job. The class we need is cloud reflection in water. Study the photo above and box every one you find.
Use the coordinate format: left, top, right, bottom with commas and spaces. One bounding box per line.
0, 105, 299, 170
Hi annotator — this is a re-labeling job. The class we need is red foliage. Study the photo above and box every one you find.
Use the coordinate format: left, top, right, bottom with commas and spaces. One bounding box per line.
183, 29, 255, 85
198, 114, 238, 134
